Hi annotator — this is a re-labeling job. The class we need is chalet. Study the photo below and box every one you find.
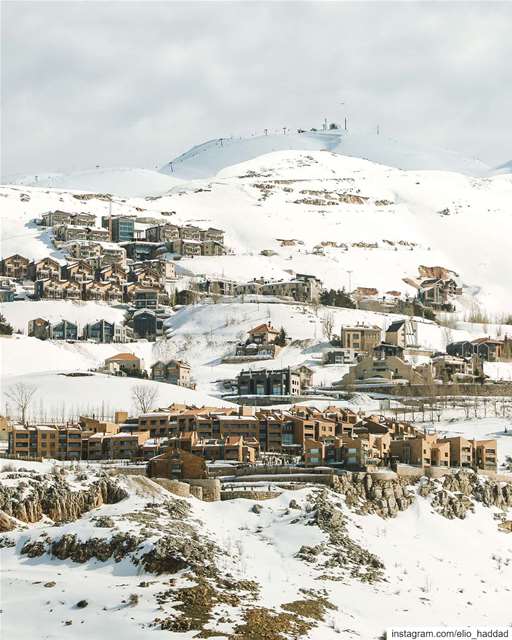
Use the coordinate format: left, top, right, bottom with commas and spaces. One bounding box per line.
50, 319, 78, 340
83, 320, 132, 343
100, 244, 127, 266
131, 308, 170, 340
248, 322, 280, 345
28, 317, 51, 339
41, 210, 73, 226
175, 289, 204, 305
72, 212, 97, 226
201, 240, 226, 256
171, 238, 202, 256
29, 257, 61, 281
35, 278, 81, 300
0, 254, 30, 279
64, 240, 102, 262
261, 273, 322, 303
104, 352, 142, 375
130, 286, 166, 309
151, 360, 193, 387
201, 278, 237, 297
129, 266, 162, 288
63, 260, 95, 282
98, 263, 128, 286
471, 337, 506, 362
82, 281, 123, 303
86, 226, 110, 242
385, 319, 417, 348
180, 224, 202, 241
200, 227, 225, 243
432, 354, 475, 382
54, 224, 88, 242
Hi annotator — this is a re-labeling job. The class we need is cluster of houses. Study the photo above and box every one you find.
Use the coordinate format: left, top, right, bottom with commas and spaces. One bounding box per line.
6, 403, 498, 477
0, 253, 178, 305
403, 265, 463, 311
96, 352, 194, 388
40, 210, 228, 258
326, 320, 511, 389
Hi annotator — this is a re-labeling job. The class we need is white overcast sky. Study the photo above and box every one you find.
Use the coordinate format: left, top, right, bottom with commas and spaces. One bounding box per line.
1, 1, 511, 176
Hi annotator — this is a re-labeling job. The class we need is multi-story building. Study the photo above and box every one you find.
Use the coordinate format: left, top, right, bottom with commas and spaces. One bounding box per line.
236, 367, 304, 396
145, 223, 181, 243
110, 216, 135, 243
341, 324, 382, 354
83, 320, 132, 343
151, 360, 193, 387
0, 254, 31, 279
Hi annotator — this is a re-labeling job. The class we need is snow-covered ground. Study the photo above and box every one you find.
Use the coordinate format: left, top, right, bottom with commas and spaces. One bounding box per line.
160, 129, 490, 179
1, 464, 511, 639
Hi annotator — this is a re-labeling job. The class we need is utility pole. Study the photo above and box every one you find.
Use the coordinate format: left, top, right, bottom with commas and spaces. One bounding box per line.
282, 127, 287, 135
346, 270, 353, 293
264, 128, 268, 136
344, 116, 347, 131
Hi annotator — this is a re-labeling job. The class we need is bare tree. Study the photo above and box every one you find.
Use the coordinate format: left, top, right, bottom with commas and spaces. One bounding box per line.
132, 385, 159, 414
321, 311, 335, 342
5, 383, 37, 425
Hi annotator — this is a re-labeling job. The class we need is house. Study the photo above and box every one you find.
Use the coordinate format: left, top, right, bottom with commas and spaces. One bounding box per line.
432, 354, 475, 382
72, 213, 97, 226
64, 240, 103, 262
98, 263, 129, 286
471, 337, 506, 362
373, 343, 405, 359
171, 238, 202, 256
151, 360, 193, 387
83, 320, 132, 343
50, 320, 78, 340
261, 274, 322, 303
63, 260, 95, 282
248, 323, 280, 345
86, 227, 110, 242
446, 340, 475, 359
176, 289, 204, 305
200, 227, 225, 243
28, 317, 51, 340
131, 308, 170, 340
54, 224, 88, 242
147, 448, 207, 480
201, 278, 237, 297
29, 257, 61, 281
325, 348, 358, 364
100, 244, 127, 266
0, 254, 30, 279
35, 278, 82, 300
385, 319, 417, 348
341, 324, 382, 354
236, 367, 303, 396
82, 281, 123, 303
180, 224, 202, 241
201, 241, 226, 256
41, 210, 73, 226
104, 353, 142, 375
130, 287, 164, 309
340, 355, 433, 387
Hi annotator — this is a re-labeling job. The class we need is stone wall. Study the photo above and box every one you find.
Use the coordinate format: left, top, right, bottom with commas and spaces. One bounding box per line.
220, 490, 281, 501
186, 478, 221, 502
152, 478, 191, 498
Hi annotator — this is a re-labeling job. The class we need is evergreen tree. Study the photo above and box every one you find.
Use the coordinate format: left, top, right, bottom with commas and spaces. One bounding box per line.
275, 326, 287, 346
0, 313, 13, 336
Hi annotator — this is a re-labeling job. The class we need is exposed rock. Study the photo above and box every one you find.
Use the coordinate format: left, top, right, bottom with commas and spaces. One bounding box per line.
0, 474, 127, 525
288, 499, 300, 510
251, 504, 263, 514
0, 509, 14, 532
75, 600, 88, 609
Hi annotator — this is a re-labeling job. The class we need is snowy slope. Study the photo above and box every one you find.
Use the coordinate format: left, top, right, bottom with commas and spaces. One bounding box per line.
161, 130, 490, 179
2, 167, 184, 198
1, 465, 511, 639
2, 149, 512, 315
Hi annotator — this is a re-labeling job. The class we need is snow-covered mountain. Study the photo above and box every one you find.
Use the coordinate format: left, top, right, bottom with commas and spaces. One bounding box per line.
2, 167, 184, 198
2, 150, 512, 313
493, 160, 512, 174
160, 130, 490, 179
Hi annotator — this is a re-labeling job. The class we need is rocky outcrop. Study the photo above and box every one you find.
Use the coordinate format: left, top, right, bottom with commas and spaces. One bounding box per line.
21, 532, 142, 563
419, 471, 512, 520
332, 472, 415, 518
0, 472, 127, 525
0, 510, 15, 532
296, 490, 385, 584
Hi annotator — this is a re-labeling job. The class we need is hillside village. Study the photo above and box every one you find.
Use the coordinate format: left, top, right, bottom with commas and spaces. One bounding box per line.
1, 140, 512, 640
